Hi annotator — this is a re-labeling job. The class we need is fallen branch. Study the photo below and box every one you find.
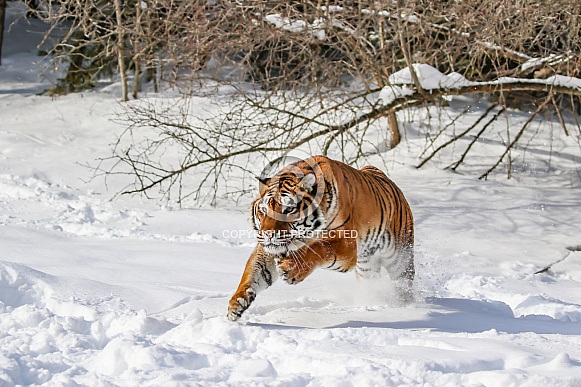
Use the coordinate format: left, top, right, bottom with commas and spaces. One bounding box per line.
535, 245, 581, 274
343, 77, 581, 148
103, 69, 581, 200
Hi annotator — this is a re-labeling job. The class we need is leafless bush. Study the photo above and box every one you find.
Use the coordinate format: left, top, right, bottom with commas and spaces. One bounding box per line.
82, 0, 581, 202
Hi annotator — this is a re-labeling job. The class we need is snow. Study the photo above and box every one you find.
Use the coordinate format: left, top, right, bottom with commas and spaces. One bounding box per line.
521, 54, 573, 72
264, 14, 309, 33
265, 14, 326, 41
2, 3, 581, 385
380, 65, 472, 103
389, 64, 472, 89
385, 63, 581, 103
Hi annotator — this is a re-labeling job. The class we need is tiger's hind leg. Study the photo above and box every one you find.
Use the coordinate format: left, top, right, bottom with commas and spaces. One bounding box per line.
382, 247, 415, 303
355, 254, 382, 280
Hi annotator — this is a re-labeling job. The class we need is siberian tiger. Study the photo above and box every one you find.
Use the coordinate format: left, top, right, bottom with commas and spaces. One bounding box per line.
227, 155, 414, 321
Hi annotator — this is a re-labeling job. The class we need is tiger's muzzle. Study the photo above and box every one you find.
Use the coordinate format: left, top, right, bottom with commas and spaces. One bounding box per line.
258, 230, 301, 255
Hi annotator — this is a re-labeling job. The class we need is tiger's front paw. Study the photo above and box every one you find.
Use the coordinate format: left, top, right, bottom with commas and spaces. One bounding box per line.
276, 257, 310, 285
227, 288, 256, 321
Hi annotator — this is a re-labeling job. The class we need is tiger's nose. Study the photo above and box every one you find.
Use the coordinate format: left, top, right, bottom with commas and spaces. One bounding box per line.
263, 230, 276, 239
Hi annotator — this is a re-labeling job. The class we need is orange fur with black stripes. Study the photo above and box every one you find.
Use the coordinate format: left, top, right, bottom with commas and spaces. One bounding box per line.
228, 156, 414, 321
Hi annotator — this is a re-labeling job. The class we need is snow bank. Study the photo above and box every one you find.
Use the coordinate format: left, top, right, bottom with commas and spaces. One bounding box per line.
2, 257, 581, 386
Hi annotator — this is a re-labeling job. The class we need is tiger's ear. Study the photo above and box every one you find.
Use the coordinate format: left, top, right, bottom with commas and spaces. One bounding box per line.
257, 176, 270, 194
299, 173, 316, 191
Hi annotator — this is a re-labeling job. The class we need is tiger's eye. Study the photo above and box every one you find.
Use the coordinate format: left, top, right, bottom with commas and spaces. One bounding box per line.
258, 201, 268, 214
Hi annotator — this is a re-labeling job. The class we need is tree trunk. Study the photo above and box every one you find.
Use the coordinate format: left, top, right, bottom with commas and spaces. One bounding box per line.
132, 1, 143, 99
132, 57, 140, 99
0, 0, 6, 66
149, 61, 158, 93
113, 0, 128, 101
378, 84, 401, 149
388, 112, 400, 148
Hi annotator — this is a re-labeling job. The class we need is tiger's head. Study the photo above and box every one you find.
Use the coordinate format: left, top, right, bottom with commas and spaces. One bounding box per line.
251, 161, 330, 256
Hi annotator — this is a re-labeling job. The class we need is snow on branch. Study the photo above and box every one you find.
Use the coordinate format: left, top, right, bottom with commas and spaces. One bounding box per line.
384, 64, 581, 97
331, 64, 581, 136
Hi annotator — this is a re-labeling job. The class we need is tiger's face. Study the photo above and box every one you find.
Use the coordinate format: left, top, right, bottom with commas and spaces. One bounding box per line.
251, 167, 328, 256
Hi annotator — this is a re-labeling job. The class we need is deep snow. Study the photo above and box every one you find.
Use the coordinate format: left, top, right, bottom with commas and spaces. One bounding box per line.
1, 3, 581, 386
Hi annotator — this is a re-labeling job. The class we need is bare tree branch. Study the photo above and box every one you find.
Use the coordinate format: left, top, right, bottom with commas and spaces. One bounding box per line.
479, 95, 553, 180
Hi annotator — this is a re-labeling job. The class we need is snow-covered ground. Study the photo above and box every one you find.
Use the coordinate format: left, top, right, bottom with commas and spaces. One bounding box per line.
2, 4, 581, 386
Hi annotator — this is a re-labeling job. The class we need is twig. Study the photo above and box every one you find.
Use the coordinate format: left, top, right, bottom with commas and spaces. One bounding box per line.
535, 246, 581, 274
479, 96, 552, 180
448, 106, 506, 171
419, 97, 483, 159
417, 103, 498, 169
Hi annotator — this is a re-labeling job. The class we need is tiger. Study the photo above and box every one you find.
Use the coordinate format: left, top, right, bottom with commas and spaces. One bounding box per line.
227, 155, 414, 321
